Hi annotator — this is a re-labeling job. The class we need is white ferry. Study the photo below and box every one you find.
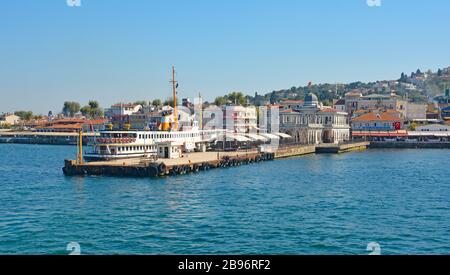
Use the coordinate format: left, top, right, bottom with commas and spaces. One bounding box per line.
84, 123, 222, 161
84, 67, 222, 161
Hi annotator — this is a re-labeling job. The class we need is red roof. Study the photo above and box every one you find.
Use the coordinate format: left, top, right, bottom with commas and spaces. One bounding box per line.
352, 112, 401, 122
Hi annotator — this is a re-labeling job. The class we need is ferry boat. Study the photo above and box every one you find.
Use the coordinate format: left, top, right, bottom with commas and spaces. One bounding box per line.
84, 67, 222, 161
84, 123, 221, 161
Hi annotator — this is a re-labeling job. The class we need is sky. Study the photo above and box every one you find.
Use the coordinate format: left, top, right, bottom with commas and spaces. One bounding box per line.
0, 0, 449, 114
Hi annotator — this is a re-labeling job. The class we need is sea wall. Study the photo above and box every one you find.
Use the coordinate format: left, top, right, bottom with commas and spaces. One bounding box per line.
370, 142, 450, 149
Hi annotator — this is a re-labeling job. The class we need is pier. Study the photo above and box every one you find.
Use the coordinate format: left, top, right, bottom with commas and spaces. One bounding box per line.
0, 131, 98, 145
315, 141, 370, 154
63, 151, 275, 177
62, 142, 370, 178
369, 141, 450, 149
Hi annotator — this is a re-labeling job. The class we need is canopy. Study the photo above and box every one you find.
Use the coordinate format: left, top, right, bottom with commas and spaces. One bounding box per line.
274, 132, 292, 138
244, 133, 269, 141
259, 133, 280, 140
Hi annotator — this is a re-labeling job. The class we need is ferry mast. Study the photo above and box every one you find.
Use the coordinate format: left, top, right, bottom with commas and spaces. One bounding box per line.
170, 66, 179, 130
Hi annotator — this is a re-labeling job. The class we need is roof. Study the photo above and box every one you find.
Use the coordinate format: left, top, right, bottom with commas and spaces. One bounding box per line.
280, 100, 304, 104
320, 108, 339, 113
280, 109, 298, 113
334, 99, 345, 105
111, 103, 141, 108
352, 112, 401, 122
36, 123, 83, 130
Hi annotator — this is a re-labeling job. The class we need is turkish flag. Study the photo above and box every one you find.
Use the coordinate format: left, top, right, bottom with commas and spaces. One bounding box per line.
393, 122, 401, 130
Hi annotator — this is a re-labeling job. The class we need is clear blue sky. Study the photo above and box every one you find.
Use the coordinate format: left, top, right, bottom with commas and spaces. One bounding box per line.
1, 0, 449, 114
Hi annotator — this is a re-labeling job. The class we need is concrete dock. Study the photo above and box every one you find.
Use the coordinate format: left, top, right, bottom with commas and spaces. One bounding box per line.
63, 151, 275, 177
315, 141, 370, 154
62, 142, 370, 178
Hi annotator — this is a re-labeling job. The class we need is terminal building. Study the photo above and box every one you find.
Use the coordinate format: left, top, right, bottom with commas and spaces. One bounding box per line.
280, 93, 350, 144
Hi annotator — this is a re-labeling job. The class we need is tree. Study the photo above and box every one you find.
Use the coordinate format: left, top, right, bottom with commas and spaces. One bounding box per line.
80, 100, 103, 119
214, 96, 227, 106
152, 99, 162, 107
14, 111, 33, 121
134, 100, 148, 106
163, 97, 178, 107
80, 106, 91, 117
62, 101, 80, 117
269, 91, 277, 104
438, 69, 443, 76
226, 92, 246, 105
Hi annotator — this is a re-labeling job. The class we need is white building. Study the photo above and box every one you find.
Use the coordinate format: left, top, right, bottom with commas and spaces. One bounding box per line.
280, 94, 350, 144
105, 103, 142, 117
223, 105, 257, 133
416, 124, 450, 132
0, 114, 20, 126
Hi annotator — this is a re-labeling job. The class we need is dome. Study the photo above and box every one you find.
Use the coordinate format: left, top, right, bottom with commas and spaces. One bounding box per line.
303, 93, 319, 107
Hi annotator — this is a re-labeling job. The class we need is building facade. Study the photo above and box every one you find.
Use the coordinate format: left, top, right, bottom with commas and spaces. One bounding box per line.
280, 94, 350, 144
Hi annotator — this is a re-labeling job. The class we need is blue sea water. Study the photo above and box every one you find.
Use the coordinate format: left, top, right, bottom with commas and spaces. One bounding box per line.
0, 144, 449, 255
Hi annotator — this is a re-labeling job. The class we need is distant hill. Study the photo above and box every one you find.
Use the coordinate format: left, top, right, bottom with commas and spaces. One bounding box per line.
247, 66, 450, 106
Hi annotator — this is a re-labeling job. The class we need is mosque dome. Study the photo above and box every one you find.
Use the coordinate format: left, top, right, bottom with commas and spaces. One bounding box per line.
304, 93, 319, 107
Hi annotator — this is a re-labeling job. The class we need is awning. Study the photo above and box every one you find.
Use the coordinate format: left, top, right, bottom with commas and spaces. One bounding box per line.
219, 134, 251, 142
352, 131, 408, 137
408, 131, 450, 137
244, 133, 269, 141
274, 133, 292, 138
259, 133, 280, 140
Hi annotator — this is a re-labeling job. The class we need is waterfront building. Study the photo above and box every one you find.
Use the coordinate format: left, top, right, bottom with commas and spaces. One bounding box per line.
441, 106, 450, 121
223, 105, 258, 134
0, 114, 20, 126
280, 93, 350, 144
416, 124, 450, 132
35, 118, 108, 133
351, 111, 404, 132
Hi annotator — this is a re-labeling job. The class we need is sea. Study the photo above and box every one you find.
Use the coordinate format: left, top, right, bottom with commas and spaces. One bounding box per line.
0, 144, 449, 255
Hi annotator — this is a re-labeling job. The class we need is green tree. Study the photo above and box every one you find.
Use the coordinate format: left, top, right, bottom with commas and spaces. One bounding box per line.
226, 92, 246, 105
14, 111, 33, 121
81, 100, 103, 119
152, 99, 162, 107
214, 96, 227, 106
134, 100, 148, 106
62, 101, 80, 117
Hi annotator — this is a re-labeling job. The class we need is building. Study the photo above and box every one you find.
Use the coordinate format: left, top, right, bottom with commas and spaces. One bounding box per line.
35, 118, 108, 133
405, 103, 427, 121
0, 114, 20, 126
441, 106, 450, 121
351, 111, 404, 132
223, 105, 258, 134
416, 124, 450, 132
280, 93, 350, 144
278, 99, 304, 111
105, 103, 142, 118
333, 99, 346, 112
